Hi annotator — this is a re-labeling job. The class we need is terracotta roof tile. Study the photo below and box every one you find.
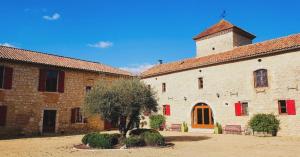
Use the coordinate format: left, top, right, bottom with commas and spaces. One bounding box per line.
0, 46, 132, 76
142, 33, 300, 78
193, 19, 255, 40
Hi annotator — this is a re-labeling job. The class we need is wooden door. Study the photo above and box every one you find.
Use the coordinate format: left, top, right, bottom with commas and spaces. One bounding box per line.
42, 110, 57, 133
192, 104, 214, 128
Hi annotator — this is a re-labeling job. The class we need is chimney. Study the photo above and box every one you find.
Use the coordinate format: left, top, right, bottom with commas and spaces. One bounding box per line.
158, 59, 163, 64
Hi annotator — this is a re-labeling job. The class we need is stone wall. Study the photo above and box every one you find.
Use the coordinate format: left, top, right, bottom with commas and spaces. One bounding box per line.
142, 49, 300, 136
0, 60, 121, 136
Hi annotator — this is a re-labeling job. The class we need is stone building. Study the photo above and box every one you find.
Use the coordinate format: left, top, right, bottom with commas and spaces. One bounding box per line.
141, 20, 300, 135
0, 46, 131, 136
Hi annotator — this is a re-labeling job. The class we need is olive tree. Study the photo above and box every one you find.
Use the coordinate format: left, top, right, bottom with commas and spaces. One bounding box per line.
84, 78, 158, 137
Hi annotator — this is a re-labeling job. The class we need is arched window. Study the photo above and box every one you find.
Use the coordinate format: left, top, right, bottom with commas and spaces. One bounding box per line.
254, 69, 268, 88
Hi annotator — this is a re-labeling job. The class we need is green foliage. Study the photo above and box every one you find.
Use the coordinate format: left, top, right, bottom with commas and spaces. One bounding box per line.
129, 128, 159, 137
149, 115, 166, 129
181, 122, 188, 132
249, 113, 280, 135
214, 122, 222, 134
142, 132, 165, 146
82, 133, 120, 149
124, 136, 145, 147
84, 78, 159, 136
81, 132, 98, 145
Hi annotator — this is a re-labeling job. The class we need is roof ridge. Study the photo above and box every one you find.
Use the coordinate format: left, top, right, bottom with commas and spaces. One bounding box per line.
0, 45, 130, 74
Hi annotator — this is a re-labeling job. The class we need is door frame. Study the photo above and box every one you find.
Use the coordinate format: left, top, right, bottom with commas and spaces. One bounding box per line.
192, 103, 214, 129
41, 109, 58, 133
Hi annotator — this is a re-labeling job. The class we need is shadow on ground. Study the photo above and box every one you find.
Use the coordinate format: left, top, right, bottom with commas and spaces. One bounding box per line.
165, 135, 211, 142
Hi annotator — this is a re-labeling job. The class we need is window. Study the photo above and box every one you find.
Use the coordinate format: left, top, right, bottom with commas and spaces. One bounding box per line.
278, 100, 296, 115
254, 69, 268, 88
86, 86, 92, 92
46, 70, 59, 92
0, 66, 3, 88
71, 108, 83, 123
162, 83, 166, 92
163, 105, 170, 116
0, 106, 7, 126
39, 69, 65, 93
235, 102, 249, 116
198, 77, 203, 89
0, 66, 13, 89
147, 85, 151, 90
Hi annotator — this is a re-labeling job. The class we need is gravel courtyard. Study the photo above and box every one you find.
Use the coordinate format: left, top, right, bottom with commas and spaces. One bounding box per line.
1, 131, 299, 157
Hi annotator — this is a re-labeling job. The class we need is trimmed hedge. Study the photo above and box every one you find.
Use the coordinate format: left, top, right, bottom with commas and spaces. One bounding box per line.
249, 113, 280, 135
81, 132, 121, 149
142, 131, 165, 146
129, 128, 159, 137
149, 115, 166, 130
124, 136, 145, 147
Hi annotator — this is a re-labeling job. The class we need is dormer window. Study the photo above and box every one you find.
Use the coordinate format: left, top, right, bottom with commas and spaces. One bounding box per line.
254, 69, 268, 88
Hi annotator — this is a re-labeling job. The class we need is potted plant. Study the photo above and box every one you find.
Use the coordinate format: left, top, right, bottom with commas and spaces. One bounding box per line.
214, 122, 222, 134
181, 122, 189, 132
249, 113, 280, 136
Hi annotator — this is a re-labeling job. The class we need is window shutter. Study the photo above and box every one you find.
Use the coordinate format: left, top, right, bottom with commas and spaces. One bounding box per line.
235, 102, 242, 116
38, 69, 47, 91
58, 71, 65, 93
71, 108, 76, 123
287, 100, 296, 115
3, 67, 13, 89
0, 106, 7, 126
166, 105, 170, 116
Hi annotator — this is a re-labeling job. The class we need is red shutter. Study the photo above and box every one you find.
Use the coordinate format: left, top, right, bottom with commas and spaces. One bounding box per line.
287, 100, 296, 115
3, 67, 13, 89
0, 106, 7, 126
58, 71, 65, 93
71, 108, 76, 123
235, 102, 242, 116
38, 69, 47, 91
166, 105, 170, 116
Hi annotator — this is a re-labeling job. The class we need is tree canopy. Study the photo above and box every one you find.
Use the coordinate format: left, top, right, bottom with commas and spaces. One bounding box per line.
84, 78, 158, 136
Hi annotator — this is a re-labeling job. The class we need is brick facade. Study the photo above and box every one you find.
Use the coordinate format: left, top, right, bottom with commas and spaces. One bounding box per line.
0, 60, 124, 136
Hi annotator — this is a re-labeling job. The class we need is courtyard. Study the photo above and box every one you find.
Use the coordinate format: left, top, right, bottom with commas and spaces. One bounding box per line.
0, 131, 299, 157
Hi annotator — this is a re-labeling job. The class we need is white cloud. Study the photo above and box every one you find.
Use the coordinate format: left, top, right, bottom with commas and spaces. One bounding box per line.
120, 63, 155, 75
43, 13, 60, 21
0, 43, 16, 48
88, 41, 113, 49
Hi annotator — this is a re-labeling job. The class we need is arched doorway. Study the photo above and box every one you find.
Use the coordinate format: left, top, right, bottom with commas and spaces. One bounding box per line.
192, 103, 214, 129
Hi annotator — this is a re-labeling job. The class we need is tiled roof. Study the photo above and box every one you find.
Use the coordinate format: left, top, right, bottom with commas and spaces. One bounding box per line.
0, 46, 132, 76
142, 33, 300, 78
193, 19, 256, 40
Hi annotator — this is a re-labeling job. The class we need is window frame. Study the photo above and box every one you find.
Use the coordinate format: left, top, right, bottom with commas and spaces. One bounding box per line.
198, 77, 203, 89
0, 66, 4, 89
162, 83, 166, 93
241, 102, 249, 116
72, 107, 83, 123
162, 105, 170, 116
45, 69, 59, 92
278, 100, 288, 115
254, 69, 268, 88
85, 86, 92, 93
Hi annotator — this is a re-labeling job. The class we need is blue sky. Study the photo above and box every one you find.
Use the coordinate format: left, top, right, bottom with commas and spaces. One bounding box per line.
0, 0, 299, 73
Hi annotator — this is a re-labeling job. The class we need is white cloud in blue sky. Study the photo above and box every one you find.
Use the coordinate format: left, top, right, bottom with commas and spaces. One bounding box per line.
43, 13, 60, 21
120, 63, 154, 75
88, 41, 113, 49
0, 43, 16, 48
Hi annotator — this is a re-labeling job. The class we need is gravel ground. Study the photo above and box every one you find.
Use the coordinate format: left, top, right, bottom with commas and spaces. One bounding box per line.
1, 131, 300, 157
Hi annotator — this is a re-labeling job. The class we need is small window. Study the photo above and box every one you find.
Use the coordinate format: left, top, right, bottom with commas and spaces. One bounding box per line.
0, 66, 4, 88
198, 77, 203, 89
278, 100, 296, 115
163, 105, 170, 116
254, 69, 268, 88
241, 102, 249, 116
71, 108, 83, 123
162, 83, 166, 92
46, 70, 59, 92
86, 86, 92, 93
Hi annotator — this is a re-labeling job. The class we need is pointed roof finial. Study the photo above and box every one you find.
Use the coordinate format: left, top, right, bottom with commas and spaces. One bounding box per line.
220, 10, 226, 19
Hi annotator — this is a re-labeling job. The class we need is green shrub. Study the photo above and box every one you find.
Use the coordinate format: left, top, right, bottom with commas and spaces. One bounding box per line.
88, 133, 113, 149
181, 122, 188, 132
249, 113, 280, 135
142, 132, 165, 146
149, 115, 166, 130
124, 136, 145, 147
110, 133, 121, 145
214, 122, 222, 134
82, 132, 99, 145
129, 128, 159, 137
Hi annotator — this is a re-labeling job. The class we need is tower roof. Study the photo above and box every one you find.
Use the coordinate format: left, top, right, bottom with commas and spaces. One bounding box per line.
193, 19, 256, 40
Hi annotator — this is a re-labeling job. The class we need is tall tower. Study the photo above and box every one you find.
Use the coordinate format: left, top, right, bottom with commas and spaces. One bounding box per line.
193, 19, 256, 58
